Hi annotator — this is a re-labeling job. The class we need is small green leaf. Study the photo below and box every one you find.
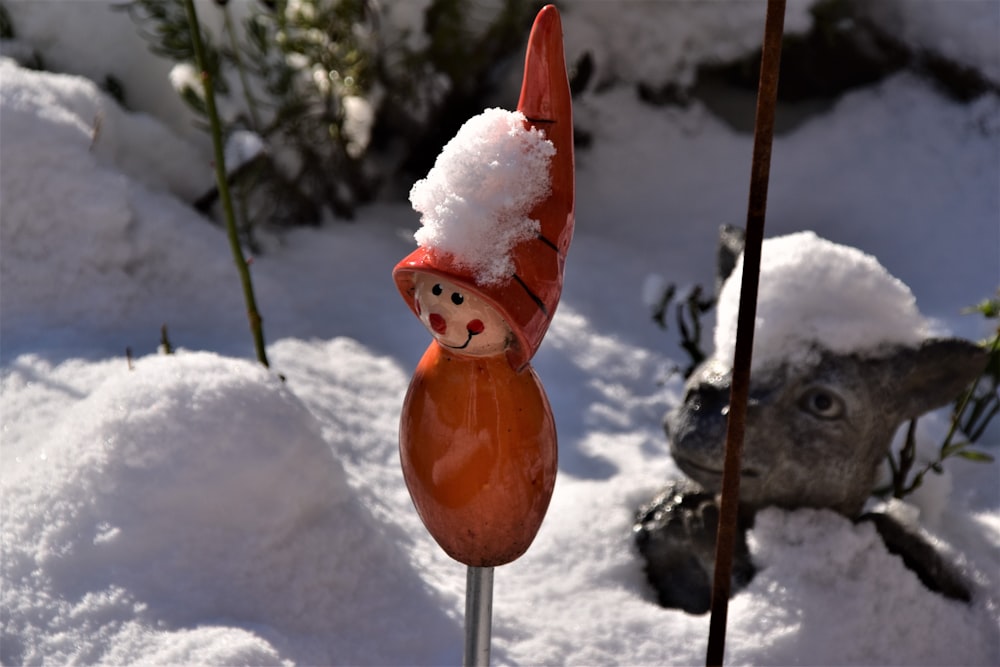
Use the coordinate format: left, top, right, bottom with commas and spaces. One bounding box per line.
967, 297, 1000, 319
956, 450, 995, 463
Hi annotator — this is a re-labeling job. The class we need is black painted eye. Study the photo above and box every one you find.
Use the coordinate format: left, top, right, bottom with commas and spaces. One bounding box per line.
799, 387, 845, 420
451, 292, 464, 306
432, 284, 443, 296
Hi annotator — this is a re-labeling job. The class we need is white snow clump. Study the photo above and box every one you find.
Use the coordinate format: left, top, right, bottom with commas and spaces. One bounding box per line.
714, 231, 929, 371
168, 62, 201, 97
224, 129, 266, 172
410, 108, 555, 286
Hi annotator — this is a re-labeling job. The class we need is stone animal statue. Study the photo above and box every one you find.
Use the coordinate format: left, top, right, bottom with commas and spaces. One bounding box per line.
634, 229, 989, 613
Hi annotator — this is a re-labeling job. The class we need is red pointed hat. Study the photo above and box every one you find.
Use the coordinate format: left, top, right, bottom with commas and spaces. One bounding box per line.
393, 4, 575, 371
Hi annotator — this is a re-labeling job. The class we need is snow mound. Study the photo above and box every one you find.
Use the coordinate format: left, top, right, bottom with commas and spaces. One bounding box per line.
559, 0, 816, 90
0, 350, 451, 665
0, 59, 250, 353
0, 58, 207, 200
856, 0, 1000, 86
410, 108, 554, 285
732, 507, 998, 665
714, 231, 929, 371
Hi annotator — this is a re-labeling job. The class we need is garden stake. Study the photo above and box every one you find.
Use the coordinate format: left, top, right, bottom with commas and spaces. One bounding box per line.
182, 0, 269, 368
464, 566, 494, 666
706, 1, 786, 666
393, 6, 574, 666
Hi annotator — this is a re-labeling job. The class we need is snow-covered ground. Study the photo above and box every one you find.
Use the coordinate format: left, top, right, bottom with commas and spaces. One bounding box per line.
2, 2, 999, 665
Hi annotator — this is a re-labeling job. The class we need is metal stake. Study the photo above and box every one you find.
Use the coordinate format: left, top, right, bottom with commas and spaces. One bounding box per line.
706, 1, 786, 666
463, 566, 494, 667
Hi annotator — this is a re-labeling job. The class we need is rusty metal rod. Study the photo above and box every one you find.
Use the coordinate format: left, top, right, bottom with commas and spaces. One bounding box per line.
705, 1, 786, 665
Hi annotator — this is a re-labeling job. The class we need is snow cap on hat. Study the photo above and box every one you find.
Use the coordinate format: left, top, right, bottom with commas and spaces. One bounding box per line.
393, 4, 575, 371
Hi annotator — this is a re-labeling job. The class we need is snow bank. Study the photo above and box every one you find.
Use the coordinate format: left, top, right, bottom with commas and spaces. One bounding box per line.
714, 231, 930, 371
560, 0, 818, 89
4, 328, 998, 666
0, 58, 206, 200
1, 1, 220, 143
0, 349, 456, 665
410, 108, 554, 286
856, 0, 1000, 85
0, 59, 255, 358
731, 507, 999, 665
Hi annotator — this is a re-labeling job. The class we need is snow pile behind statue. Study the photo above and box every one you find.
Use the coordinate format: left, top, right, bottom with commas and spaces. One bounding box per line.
409, 108, 554, 286
714, 231, 930, 372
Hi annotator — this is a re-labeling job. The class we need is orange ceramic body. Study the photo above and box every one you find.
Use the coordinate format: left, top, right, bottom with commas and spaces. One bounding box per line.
400, 343, 557, 567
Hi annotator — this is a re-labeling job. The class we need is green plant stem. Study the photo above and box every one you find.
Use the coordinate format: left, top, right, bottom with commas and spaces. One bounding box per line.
183, 0, 269, 368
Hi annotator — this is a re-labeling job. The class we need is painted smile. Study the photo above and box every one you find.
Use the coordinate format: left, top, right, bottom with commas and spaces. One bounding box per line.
441, 330, 479, 350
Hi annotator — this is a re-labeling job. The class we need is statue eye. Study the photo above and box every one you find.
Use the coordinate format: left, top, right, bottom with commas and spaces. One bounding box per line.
451, 292, 464, 305
432, 284, 443, 296
799, 387, 845, 420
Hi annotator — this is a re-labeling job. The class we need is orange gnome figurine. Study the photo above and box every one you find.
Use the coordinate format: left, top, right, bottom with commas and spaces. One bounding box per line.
393, 5, 574, 568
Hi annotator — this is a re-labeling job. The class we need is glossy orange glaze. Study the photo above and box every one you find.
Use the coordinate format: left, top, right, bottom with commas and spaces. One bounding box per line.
399, 342, 557, 566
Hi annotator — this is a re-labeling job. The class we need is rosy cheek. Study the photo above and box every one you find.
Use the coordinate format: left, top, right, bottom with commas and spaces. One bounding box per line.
467, 319, 485, 335
429, 313, 447, 335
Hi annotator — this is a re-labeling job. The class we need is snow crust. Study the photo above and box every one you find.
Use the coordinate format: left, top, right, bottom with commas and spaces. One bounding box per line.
713, 231, 930, 371
410, 108, 554, 285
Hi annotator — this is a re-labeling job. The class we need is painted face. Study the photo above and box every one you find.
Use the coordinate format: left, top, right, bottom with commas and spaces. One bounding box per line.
413, 274, 511, 357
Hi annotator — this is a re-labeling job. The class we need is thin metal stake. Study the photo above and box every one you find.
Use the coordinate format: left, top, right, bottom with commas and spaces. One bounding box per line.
463, 566, 494, 667
706, 1, 786, 666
